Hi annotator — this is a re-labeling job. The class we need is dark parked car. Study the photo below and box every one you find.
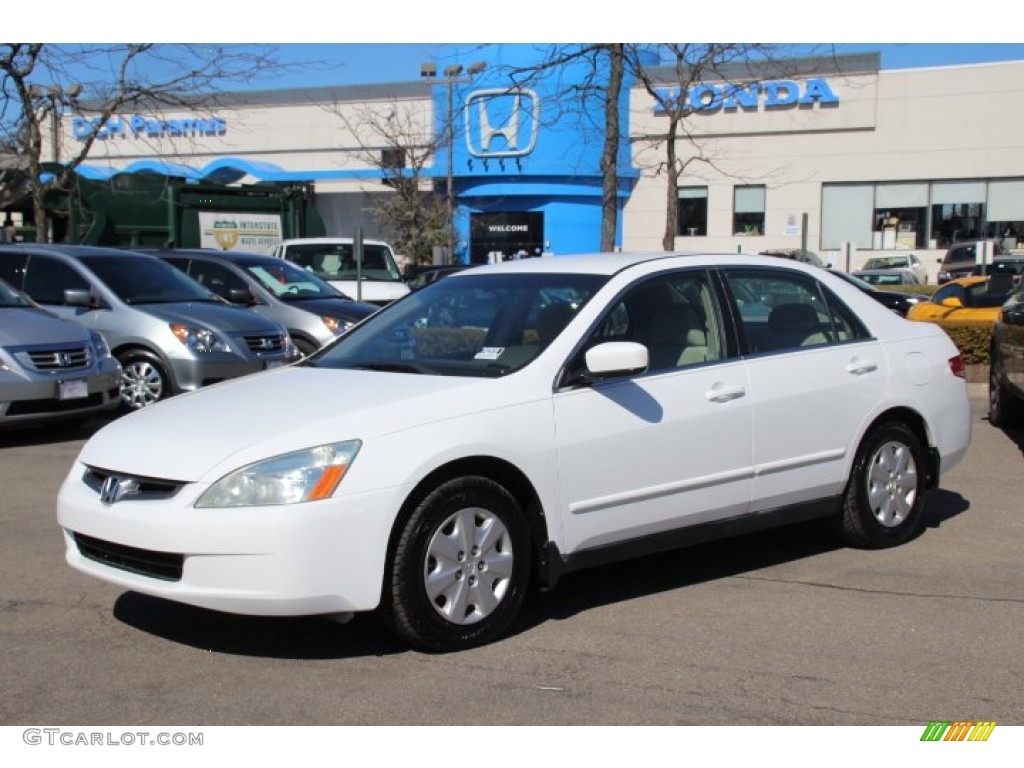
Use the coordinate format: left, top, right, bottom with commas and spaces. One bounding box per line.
154, 249, 378, 356
404, 265, 470, 291
760, 248, 831, 268
829, 270, 925, 317
937, 239, 1006, 283
0, 276, 122, 428
989, 277, 1024, 427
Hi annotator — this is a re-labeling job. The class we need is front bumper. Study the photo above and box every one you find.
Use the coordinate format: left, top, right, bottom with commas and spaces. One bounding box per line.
57, 464, 404, 616
0, 363, 121, 426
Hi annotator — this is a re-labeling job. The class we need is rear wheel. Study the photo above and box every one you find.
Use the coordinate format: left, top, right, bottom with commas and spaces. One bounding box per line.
989, 351, 1024, 428
118, 351, 170, 411
840, 421, 927, 548
382, 476, 531, 652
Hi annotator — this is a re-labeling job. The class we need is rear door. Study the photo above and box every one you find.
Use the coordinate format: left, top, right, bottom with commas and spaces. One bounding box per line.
722, 266, 886, 512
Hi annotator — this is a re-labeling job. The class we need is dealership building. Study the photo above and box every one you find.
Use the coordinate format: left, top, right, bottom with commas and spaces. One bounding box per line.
39, 45, 1024, 276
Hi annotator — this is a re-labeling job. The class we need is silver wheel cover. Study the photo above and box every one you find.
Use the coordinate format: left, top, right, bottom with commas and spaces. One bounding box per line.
121, 361, 164, 410
423, 507, 514, 625
865, 440, 918, 527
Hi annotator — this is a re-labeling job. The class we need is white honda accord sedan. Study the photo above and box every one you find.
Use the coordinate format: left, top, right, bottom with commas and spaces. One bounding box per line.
57, 253, 972, 651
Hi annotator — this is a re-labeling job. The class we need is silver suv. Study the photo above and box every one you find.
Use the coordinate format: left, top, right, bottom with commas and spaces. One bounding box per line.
155, 249, 378, 356
0, 245, 297, 410
1, 276, 121, 428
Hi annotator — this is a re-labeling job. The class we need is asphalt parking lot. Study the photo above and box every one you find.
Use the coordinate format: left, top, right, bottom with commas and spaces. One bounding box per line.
1, 392, 1021, 726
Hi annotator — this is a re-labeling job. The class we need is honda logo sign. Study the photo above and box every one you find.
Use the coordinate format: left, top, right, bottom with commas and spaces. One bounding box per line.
464, 88, 540, 159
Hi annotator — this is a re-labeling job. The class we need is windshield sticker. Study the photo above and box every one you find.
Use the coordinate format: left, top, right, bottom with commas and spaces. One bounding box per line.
474, 347, 505, 360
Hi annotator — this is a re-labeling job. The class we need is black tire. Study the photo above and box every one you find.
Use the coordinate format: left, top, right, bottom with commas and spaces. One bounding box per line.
293, 336, 319, 357
118, 351, 170, 411
382, 476, 531, 652
989, 351, 1024, 428
840, 421, 927, 549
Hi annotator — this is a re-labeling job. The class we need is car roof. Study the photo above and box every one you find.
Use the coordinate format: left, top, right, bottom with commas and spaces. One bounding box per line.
443, 252, 830, 278
0, 244, 159, 259
943, 275, 989, 287
155, 249, 273, 263
279, 238, 392, 246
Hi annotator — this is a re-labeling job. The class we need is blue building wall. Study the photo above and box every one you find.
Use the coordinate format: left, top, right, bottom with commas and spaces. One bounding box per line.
426, 44, 646, 262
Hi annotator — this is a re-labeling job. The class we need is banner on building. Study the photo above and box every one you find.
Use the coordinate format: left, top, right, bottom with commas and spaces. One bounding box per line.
198, 212, 282, 255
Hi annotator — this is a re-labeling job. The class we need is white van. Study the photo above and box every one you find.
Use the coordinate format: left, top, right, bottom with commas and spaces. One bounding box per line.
272, 238, 410, 306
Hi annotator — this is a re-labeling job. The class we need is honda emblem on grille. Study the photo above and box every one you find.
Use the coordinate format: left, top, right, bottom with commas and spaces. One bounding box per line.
54, 352, 73, 367
99, 476, 140, 505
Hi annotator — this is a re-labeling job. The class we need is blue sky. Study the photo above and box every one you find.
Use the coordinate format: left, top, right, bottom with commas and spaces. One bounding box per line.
31, 1, 1024, 90
255, 43, 1024, 90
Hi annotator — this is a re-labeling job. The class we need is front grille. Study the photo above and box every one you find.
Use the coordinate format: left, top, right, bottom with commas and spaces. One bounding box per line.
6, 392, 103, 416
73, 532, 183, 581
82, 466, 185, 501
19, 345, 91, 372
241, 332, 285, 356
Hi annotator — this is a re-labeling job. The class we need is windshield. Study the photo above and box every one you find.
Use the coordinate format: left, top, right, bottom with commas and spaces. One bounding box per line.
863, 257, 906, 270
240, 258, 351, 301
285, 243, 402, 283
82, 256, 215, 304
307, 272, 607, 377
0, 277, 32, 308
857, 272, 905, 286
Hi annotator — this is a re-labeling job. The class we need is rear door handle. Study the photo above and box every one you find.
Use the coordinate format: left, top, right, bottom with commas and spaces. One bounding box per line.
706, 383, 746, 403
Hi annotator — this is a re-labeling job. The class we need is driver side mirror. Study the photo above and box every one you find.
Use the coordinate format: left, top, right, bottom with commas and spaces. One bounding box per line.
940, 296, 964, 309
227, 287, 256, 304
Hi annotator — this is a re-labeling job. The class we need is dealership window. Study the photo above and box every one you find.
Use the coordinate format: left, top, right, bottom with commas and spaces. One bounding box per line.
985, 180, 1024, 248
733, 185, 765, 236
931, 181, 986, 248
873, 182, 928, 249
676, 186, 708, 236
821, 184, 873, 250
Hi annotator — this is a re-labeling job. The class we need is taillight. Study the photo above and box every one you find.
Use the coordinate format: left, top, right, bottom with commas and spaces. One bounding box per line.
949, 354, 966, 379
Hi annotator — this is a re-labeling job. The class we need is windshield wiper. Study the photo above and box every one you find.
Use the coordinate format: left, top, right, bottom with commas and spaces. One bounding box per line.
349, 361, 435, 374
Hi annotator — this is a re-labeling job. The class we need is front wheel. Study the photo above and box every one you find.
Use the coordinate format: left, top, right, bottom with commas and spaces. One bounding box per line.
382, 476, 531, 652
118, 351, 170, 411
840, 421, 927, 548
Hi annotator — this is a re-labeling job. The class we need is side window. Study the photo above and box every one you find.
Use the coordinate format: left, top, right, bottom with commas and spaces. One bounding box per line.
0, 252, 28, 289
585, 271, 724, 375
23, 256, 89, 304
724, 269, 836, 354
187, 261, 246, 299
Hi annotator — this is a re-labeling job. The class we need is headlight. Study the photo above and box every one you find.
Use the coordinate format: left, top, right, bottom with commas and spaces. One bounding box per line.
170, 323, 230, 353
89, 331, 112, 360
321, 316, 355, 335
195, 441, 361, 508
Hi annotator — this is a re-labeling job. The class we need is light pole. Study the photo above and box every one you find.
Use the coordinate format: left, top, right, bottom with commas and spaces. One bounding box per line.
28, 82, 82, 164
421, 60, 486, 264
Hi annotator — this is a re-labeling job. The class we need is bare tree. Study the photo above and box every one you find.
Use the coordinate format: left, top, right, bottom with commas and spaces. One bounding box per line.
504, 44, 630, 253
626, 44, 851, 250
324, 98, 451, 265
0, 43, 285, 241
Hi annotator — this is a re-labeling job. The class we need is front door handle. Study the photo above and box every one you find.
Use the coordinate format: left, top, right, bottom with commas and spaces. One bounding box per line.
706, 383, 746, 403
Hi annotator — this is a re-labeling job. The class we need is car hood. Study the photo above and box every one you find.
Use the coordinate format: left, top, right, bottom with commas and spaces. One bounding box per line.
138, 301, 282, 332
0, 306, 88, 346
77, 365, 515, 481
283, 296, 378, 321
326, 280, 409, 304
